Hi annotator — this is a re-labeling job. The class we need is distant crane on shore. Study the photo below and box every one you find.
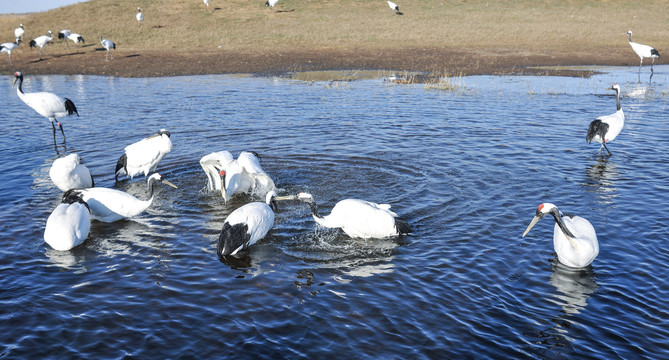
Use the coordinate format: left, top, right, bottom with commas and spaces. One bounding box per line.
136, 7, 144, 27
627, 31, 660, 73
29, 30, 53, 60
68, 33, 85, 47
204, 0, 211, 12
100, 35, 116, 61
1, 40, 21, 65
14, 24, 25, 42
387, 1, 403, 15
265, 0, 278, 8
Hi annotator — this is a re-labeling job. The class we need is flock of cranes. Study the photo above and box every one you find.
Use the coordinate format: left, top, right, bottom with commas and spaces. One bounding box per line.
3, 1, 664, 269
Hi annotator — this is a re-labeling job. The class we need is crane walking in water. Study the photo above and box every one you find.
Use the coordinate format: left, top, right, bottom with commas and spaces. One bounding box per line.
586, 84, 624, 156
522, 203, 599, 268
13, 72, 79, 144
115, 129, 173, 182
44, 189, 91, 251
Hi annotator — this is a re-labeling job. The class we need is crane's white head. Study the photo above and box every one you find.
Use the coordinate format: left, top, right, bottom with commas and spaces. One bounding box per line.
137, 7, 142, 11
147, 173, 178, 188
607, 84, 621, 93
522, 203, 575, 240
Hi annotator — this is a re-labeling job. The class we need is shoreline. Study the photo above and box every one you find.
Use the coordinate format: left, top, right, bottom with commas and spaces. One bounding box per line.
0, 46, 639, 79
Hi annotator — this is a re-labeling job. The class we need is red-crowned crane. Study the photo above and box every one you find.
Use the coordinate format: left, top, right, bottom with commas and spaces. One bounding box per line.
100, 35, 116, 61
217, 191, 294, 257
265, 0, 278, 8
12, 71, 79, 143
136, 7, 144, 27
284, 191, 411, 239
586, 84, 624, 156
29, 30, 53, 59
71, 173, 177, 223
0, 39, 21, 65
67, 33, 85, 47
49, 153, 95, 192
44, 189, 91, 251
200, 151, 275, 201
115, 129, 173, 181
522, 203, 599, 268
627, 31, 661, 73
14, 24, 25, 42
387, 1, 403, 15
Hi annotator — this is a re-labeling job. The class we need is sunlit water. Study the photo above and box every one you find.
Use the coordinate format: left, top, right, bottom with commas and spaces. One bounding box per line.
1, 66, 668, 359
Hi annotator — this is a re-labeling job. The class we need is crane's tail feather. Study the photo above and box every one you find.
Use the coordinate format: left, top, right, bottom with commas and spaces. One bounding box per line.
29, 40, 36, 48
394, 217, 412, 235
64, 98, 79, 116
651, 48, 660, 57
586, 119, 609, 144
217, 222, 251, 257
115, 153, 127, 181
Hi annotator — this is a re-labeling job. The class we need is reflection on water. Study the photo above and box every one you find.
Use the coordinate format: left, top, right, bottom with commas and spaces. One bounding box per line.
548, 261, 599, 318
584, 157, 620, 205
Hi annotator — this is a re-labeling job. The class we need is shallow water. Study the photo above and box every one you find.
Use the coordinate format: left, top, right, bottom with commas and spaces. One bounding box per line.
1, 66, 668, 359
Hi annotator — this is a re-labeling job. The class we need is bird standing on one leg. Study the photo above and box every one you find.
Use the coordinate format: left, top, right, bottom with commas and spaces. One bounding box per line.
586, 84, 624, 156
0, 40, 21, 65
13, 72, 79, 144
627, 31, 660, 73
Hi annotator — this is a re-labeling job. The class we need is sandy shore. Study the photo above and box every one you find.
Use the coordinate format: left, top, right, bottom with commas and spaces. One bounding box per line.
0, 44, 635, 79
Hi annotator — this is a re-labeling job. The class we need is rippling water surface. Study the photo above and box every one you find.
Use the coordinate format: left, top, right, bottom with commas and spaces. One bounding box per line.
1, 67, 668, 359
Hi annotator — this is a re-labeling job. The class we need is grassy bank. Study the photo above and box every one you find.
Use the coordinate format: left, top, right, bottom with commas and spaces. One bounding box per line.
0, 0, 667, 76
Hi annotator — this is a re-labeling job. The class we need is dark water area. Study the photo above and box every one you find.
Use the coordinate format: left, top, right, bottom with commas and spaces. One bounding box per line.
1, 67, 668, 359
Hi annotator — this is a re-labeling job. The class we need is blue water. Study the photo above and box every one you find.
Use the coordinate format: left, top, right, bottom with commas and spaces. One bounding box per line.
1, 67, 668, 359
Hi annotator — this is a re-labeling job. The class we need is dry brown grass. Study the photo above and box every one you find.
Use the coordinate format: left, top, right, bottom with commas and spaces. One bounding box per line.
0, 0, 667, 75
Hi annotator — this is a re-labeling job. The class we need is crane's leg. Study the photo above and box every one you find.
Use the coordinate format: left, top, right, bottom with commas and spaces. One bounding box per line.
602, 142, 612, 156
651, 58, 655, 73
639, 58, 643, 73
51, 121, 57, 143
57, 121, 66, 141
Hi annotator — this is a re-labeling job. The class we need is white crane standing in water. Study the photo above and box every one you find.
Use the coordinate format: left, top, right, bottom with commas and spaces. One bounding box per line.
13, 71, 79, 143
115, 129, 173, 181
522, 203, 599, 268
586, 84, 624, 156
627, 31, 660, 73
49, 153, 94, 191
200, 151, 275, 201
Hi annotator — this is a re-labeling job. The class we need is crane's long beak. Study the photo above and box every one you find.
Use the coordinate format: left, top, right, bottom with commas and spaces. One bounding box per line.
12, 77, 17, 87
274, 195, 297, 201
162, 179, 178, 189
522, 215, 542, 238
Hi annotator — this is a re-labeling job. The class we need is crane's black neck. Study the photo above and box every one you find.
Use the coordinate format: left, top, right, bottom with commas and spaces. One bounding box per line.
615, 88, 621, 111
628, 32, 633, 43
548, 208, 576, 239
303, 199, 322, 219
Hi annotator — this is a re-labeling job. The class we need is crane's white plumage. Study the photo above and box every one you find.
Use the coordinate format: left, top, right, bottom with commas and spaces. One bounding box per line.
73, 173, 177, 223
387, 1, 402, 14
586, 84, 624, 156
100, 36, 115, 61
204, 0, 210, 11
58, 30, 71, 42
200, 151, 275, 201
136, 8, 144, 26
627, 31, 660, 72
49, 153, 94, 191
522, 203, 599, 268
1, 40, 20, 65
13, 71, 79, 142
44, 189, 91, 251
14, 24, 25, 41
217, 191, 286, 257
67, 33, 85, 47
265, 0, 278, 7
116, 129, 173, 181
290, 192, 411, 238
29, 30, 53, 59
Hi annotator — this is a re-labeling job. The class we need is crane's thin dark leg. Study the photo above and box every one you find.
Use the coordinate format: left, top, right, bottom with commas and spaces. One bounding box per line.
602, 142, 612, 156
51, 121, 57, 143
58, 122, 66, 142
